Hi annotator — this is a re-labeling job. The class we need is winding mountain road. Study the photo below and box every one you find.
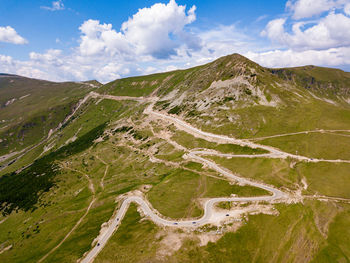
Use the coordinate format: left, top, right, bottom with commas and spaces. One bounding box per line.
80, 99, 291, 263
80, 149, 286, 263
79, 93, 350, 263
21, 92, 347, 263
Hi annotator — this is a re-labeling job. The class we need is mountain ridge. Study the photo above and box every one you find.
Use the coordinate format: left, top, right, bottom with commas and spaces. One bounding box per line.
1, 53, 350, 263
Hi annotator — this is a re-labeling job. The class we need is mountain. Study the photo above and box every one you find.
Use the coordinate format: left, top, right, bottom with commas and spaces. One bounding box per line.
0, 54, 350, 263
0, 75, 101, 172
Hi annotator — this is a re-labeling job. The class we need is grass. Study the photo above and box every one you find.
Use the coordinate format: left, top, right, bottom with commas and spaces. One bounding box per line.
147, 169, 203, 219
53, 99, 132, 150
43, 197, 116, 263
187, 85, 350, 140
2, 54, 350, 262
260, 132, 350, 160
171, 130, 268, 154
0, 98, 133, 176
204, 176, 269, 198
0, 135, 174, 262
0, 102, 76, 156
0, 77, 95, 156
156, 150, 185, 162
147, 168, 269, 219
208, 156, 299, 189
95, 204, 159, 263
100, 71, 174, 97
312, 204, 350, 262
0, 123, 106, 215
296, 162, 350, 198
92, 201, 350, 263
0, 169, 93, 263
169, 201, 343, 263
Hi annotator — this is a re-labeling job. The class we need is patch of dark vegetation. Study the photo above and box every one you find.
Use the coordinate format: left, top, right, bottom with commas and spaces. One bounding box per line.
113, 184, 138, 195
186, 109, 201, 117
155, 100, 170, 110
161, 102, 170, 110
113, 126, 133, 134
153, 172, 171, 185
168, 105, 183, 115
215, 144, 268, 155
223, 96, 235, 102
130, 130, 148, 141
222, 73, 235, 81
244, 88, 252, 95
0, 123, 107, 216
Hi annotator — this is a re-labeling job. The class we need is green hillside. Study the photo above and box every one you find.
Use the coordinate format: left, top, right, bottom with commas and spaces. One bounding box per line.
1, 54, 350, 263
0, 75, 100, 172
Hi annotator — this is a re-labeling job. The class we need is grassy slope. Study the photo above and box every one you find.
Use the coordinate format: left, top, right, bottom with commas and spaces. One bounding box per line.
260, 132, 350, 160
296, 162, 350, 198
170, 201, 345, 263
171, 130, 268, 154
1, 54, 350, 262
208, 156, 299, 189
95, 204, 160, 263
148, 168, 269, 219
0, 75, 97, 156
93, 201, 350, 263
312, 206, 350, 262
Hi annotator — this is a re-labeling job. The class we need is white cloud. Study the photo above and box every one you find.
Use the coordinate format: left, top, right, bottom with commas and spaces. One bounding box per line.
41, 0, 65, 11
345, 3, 350, 15
0, 26, 27, 44
2, 0, 350, 84
257, 0, 350, 69
286, 0, 337, 19
78, 0, 199, 59
262, 11, 350, 50
1, 1, 247, 83
93, 63, 130, 82
256, 15, 269, 22
195, 24, 254, 60
29, 49, 63, 66
78, 19, 130, 57
246, 47, 350, 68
121, 0, 198, 58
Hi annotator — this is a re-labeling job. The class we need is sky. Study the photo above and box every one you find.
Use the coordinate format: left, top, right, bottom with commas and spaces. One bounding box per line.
1, 0, 350, 83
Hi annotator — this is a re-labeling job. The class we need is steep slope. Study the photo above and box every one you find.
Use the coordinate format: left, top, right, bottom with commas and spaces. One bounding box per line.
1, 54, 350, 263
0, 74, 101, 170
140, 54, 350, 139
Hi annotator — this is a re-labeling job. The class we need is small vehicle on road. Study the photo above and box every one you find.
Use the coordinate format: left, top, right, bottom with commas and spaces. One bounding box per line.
226, 214, 229, 216
97, 243, 100, 247
192, 221, 196, 224
174, 222, 178, 225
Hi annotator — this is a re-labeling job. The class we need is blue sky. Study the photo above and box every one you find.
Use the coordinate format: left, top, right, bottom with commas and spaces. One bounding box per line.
1, 0, 350, 82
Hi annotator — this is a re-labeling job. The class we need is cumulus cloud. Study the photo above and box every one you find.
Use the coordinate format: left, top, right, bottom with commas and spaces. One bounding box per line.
78, 20, 130, 57
286, 0, 338, 19
121, 0, 198, 58
261, 12, 350, 50
0, 26, 27, 44
78, 0, 199, 59
258, 0, 350, 68
345, 3, 350, 15
246, 47, 350, 68
0, 1, 205, 83
1, 1, 256, 83
41, 0, 65, 11
1, 0, 350, 83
